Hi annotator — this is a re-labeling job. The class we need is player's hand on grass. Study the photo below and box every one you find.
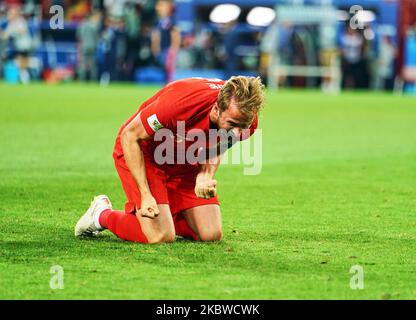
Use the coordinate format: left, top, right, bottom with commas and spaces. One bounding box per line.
195, 173, 217, 199
138, 194, 160, 219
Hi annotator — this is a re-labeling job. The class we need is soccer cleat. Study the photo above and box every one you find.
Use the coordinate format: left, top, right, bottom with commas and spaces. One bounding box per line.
74, 195, 112, 237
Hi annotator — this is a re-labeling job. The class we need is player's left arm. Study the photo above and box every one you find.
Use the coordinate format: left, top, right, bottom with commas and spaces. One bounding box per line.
195, 153, 221, 200
195, 116, 259, 199
195, 132, 237, 199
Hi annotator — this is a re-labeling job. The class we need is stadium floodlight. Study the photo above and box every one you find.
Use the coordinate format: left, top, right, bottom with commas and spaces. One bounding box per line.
247, 7, 276, 27
209, 4, 241, 24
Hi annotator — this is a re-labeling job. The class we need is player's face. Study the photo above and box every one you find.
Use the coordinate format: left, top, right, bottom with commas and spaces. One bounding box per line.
214, 99, 252, 136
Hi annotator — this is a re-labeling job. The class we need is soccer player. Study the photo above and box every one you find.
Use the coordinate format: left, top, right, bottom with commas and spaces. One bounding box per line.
74, 76, 265, 244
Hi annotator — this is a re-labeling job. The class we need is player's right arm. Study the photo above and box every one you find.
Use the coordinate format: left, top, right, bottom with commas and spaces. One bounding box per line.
120, 113, 160, 219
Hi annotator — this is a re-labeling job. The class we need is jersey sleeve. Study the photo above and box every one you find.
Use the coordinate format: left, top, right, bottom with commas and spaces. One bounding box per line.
138, 78, 223, 137
139, 88, 179, 137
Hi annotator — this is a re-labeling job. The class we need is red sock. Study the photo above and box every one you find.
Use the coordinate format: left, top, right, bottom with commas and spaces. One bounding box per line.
173, 213, 200, 241
99, 209, 148, 243
98, 209, 112, 229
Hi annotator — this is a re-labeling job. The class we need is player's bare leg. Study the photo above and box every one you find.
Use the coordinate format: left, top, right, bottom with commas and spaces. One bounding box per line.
138, 204, 176, 244
182, 204, 222, 242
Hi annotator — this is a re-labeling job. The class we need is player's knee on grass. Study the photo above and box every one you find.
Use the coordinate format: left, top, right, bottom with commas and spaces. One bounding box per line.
197, 227, 223, 242
182, 205, 223, 242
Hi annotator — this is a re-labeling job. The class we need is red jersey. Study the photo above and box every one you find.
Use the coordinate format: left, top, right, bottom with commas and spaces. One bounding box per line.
113, 78, 258, 168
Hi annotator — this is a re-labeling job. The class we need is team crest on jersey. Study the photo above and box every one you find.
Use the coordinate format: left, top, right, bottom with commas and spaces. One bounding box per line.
147, 114, 164, 132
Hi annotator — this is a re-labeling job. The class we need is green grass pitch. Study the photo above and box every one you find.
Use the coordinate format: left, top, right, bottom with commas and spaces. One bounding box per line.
0, 83, 415, 299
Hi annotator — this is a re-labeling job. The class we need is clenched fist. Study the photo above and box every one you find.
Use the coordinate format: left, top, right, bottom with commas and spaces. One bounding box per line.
195, 173, 217, 199
138, 193, 160, 219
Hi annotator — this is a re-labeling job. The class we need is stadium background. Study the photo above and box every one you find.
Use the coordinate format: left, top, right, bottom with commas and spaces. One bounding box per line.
1, 0, 416, 300
1, 0, 416, 92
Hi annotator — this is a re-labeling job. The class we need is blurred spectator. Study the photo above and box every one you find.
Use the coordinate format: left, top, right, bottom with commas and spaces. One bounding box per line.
136, 23, 154, 68
104, 0, 126, 19
176, 31, 230, 71
176, 34, 195, 69
363, 26, 379, 90
375, 36, 397, 90
141, 0, 157, 24
221, 20, 239, 79
0, 4, 7, 76
340, 25, 367, 89
1, 5, 33, 83
124, 3, 141, 81
76, 10, 101, 81
97, 15, 126, 84
22, 0, 36, 16
151, 0, 180, 83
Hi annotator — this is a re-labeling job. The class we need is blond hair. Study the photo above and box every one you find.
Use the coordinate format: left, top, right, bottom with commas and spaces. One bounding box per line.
217, 76, 265, 122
